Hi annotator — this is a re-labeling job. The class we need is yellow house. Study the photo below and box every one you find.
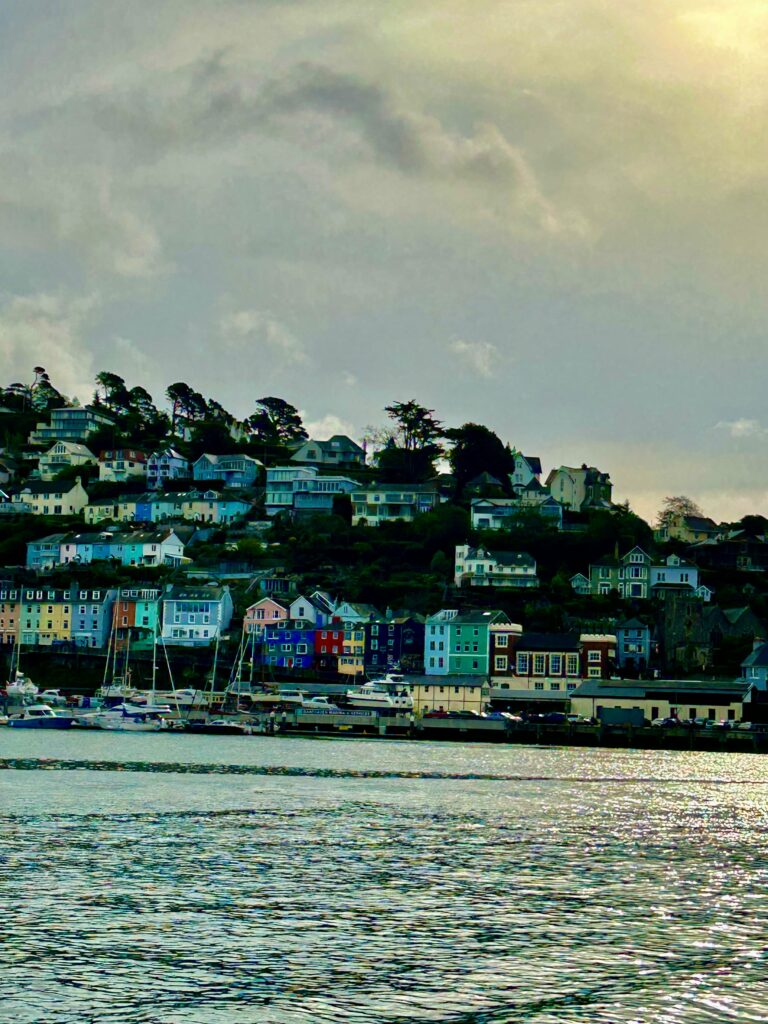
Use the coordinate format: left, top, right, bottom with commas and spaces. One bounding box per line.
569, 679, 746, 723
412, 677, 491, 715
14, 478, 89, 517
0, 586, 21, 645
339, 626, 366, 676
654, 512, 719, 545
18, 586, 73, 645
84, 497, 139, 525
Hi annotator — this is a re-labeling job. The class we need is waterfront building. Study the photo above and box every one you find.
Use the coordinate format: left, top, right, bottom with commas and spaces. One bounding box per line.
70, 587, 118, 649
315, 625, 345, 671
160, 585, 234, 646
410, 676, 491, 715
616, 618, 652, 671
0, 585, 21, 645
243, 598, 289, 636
260, 623, 316, 670
18, 586, 73, 646
26, 533, 69, 570
289, 592, 336, 627
569, 678, 745, 723
112, 587, 163, 650
364, 616, 425, 674
424, 608, 509, 677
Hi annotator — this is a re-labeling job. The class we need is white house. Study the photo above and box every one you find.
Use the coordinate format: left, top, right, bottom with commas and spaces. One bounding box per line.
649, 554, 700, 592
290, 435, 365, 468
511, 454, 542, 489
288, 592, 336, 626
454, 544, 538, 588
147, 449, 190, 489
38, 442, 96, 481
545, 465, 612, 511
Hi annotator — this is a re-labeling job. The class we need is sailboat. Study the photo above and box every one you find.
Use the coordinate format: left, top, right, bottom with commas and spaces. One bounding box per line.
5, 637, 39, 703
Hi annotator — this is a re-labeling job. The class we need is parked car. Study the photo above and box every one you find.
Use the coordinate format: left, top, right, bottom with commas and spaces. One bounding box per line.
446, 710, 486, 719
651, 717, 681, 727
423, 710, 450, 718
565, 714, 588, 723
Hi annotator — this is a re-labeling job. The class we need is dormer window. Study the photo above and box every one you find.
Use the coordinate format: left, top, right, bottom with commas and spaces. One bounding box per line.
629, 552, 644, 563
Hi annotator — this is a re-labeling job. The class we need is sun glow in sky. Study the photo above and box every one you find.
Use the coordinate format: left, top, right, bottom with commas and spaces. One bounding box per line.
1, 0, 767, 522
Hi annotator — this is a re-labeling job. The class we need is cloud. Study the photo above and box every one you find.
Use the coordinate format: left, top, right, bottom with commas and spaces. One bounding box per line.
448, 339, 498, 378
301, 413, 357, 440
0, 291, 99, 399
714, 419, 768, 440
219, 309, 307, 364
341, 371, 357, 387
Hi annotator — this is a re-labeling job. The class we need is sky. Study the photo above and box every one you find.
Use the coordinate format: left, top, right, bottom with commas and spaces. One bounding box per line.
1, 0, 766, 524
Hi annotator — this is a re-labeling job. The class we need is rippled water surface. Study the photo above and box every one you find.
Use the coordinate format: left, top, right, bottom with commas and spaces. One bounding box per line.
2, 732, 768, 1023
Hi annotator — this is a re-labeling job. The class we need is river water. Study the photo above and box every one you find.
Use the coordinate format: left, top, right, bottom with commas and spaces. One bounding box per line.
2, 732, 768, 1024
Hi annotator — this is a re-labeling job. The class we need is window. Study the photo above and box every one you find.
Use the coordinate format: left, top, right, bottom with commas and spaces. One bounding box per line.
495, 656, 507, 671
495, 634, 508, 648
587, 650, 601, 663
550, 682, 560, 690
534, 682, 544, 691
566, 654, 579, 676
566, 683, 576, 691
517, 653, 530, 674
550, 654, 562, 675
680, 573, 689, 583
587, 667, 601, 678
533, 654, 546, 675
598, 583, 611, 595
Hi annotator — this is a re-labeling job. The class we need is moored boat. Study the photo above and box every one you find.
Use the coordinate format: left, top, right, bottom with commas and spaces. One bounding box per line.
8, 704, 73, 729
81, 702, 170, 732
345, 680, 413, 711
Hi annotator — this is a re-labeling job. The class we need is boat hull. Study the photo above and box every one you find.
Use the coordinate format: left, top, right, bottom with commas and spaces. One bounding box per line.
9, 718, 73, 729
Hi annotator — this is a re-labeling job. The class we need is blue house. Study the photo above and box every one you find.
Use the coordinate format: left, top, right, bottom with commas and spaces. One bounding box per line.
260, 624, 316, 670
364, 616, 425, 673
70, 586, 118, 649
26, 533, 67, 569
616, 618, 652, 671
193, 454, 261, 489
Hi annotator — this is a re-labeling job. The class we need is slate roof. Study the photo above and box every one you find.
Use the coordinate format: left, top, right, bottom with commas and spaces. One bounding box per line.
522, 456, 542, 475
683, 515, 719, 532
618, 618, 647, 630
571, 678, 747, 698
742, 644, 768, 668
516, 632, 581, 652
17, 479, 84, 495
165, 585, 224, 601
452, 610, 509, 625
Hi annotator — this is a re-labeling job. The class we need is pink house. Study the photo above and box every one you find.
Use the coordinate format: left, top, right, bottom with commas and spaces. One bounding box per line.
243, 597, 288, 636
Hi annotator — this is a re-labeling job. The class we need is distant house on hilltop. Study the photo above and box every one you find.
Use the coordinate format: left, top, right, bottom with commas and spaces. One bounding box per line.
546, 464, 612, 511
291, 435, 365, 469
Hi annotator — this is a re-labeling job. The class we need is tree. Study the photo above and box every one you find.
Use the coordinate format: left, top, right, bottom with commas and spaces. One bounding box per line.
657, 496, 704, 528
375, 400, 444, 482
166, 382, 207, 432
95, 372, 131, 415
444, 423, 515, 495
246, 397, 307, 446
384, 400, 443, 452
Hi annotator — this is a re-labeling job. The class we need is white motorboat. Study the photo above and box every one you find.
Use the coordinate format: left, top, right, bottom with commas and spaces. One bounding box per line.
6, 672, 39, 700
81, 702, 170, 732
345, 681, 413, 711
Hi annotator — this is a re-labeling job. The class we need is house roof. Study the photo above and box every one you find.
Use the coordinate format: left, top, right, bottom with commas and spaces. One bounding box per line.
685, 515, 718, 530
742, 643, 768, 668
314, 435, 364, 454
522, 455, 542, 475
17, 478, 85, 495
44, 441, 95, 457
462, 546, 535, 568
571, 678, 747, 698
722, 607, 755, 626
466, 471, 504, 488
618, 617, 647, 629
165, 585, 225, 600
452, 610, 509, 625
517, 632, 581, 651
